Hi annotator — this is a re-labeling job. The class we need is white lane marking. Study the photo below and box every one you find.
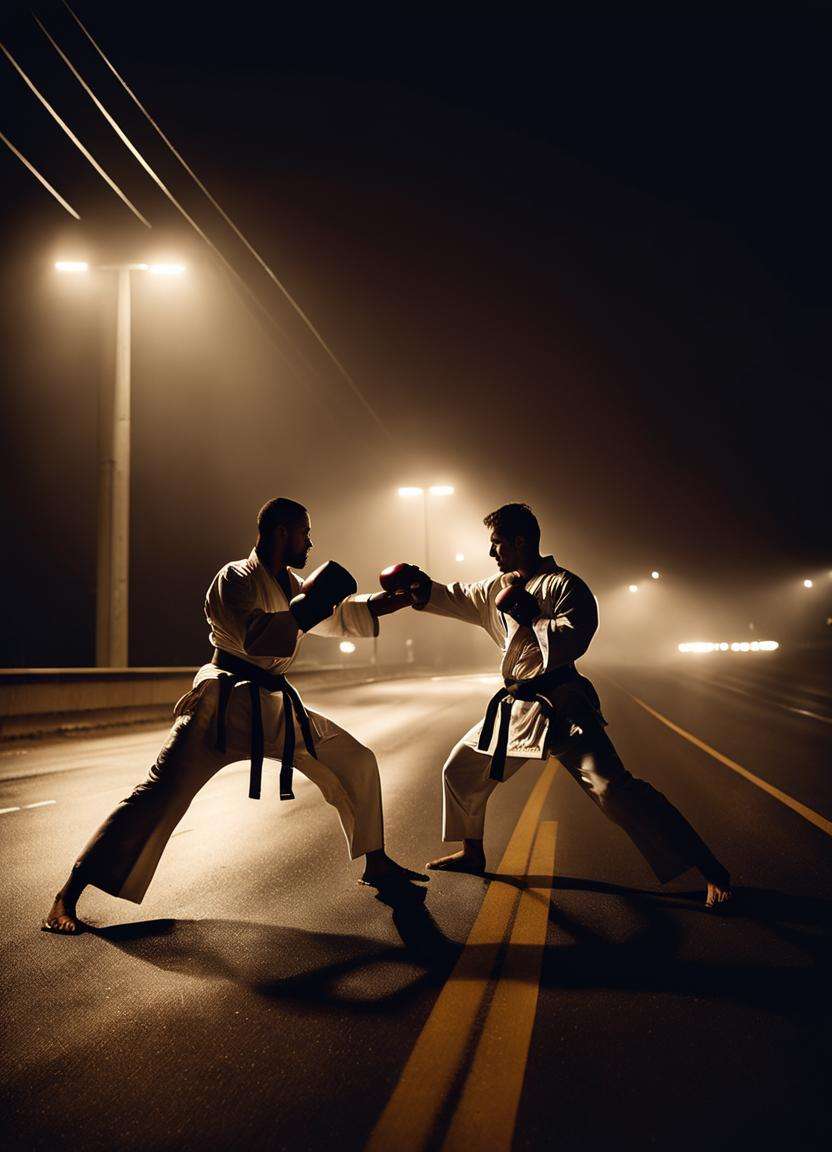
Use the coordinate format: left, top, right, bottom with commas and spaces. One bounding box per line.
674, 669, 832, 726
0, 800, 56, 814
621, 689, 832, 838
788, 706, 832, 726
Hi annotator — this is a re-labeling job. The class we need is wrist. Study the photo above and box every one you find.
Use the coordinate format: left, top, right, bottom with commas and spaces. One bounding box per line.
411, 579, 431, 609
368, 590, 408, 618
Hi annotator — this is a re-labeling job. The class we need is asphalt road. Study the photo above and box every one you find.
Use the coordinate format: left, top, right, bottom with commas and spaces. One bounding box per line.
2, 660, 831, 1151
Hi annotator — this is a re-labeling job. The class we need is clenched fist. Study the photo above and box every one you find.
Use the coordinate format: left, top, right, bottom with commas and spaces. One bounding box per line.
495, 582, 539, 627
379, 562, 431, 608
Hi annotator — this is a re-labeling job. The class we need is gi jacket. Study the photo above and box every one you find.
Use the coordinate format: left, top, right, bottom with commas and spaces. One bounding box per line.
178, 549, 377, 745
201, 548, 377, 673
419, 556, 602, 759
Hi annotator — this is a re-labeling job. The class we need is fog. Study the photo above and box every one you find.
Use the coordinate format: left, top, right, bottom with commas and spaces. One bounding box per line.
1, 3, 829, 667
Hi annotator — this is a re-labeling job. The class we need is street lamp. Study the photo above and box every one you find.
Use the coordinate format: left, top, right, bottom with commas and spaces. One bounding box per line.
651, 570, 660, 580
803, 579, 814, 589
55, 258, 185, 666
397, 484, 455, 569
628, 584, 639, 593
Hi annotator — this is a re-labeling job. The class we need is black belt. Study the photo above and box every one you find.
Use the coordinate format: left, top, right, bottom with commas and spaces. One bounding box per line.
477, 666, 581, 782
211, 649, 317, 801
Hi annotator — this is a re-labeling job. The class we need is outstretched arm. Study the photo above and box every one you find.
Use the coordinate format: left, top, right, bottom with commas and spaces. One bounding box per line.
415, 576, 494, 629
308, 593, 381, 639
376, 561, 497, 633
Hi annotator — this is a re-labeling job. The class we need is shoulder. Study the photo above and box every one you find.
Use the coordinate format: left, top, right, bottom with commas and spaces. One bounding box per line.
207, 557, 258, 600
544, 566, 595, 602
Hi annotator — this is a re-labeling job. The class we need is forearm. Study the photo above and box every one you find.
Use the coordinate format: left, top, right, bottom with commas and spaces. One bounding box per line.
415, 581, 484, 626
310, 593, 379, 639
533, 614, 596, 668
367, 590, 411, 620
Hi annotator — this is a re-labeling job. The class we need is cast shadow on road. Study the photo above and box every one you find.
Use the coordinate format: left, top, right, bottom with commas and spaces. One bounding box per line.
94, 882, 461, 1015
548, 878, 832, 1018
483, 871, 832, 1017
94, 881, 832, 1022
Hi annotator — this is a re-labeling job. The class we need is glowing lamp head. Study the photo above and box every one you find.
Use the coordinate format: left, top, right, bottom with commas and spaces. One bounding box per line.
339, 641, 356, 655
55, 261, 89, 273
628, 584, 639, 593
429, 485, 455, 496
398, 486, 423, 498
455, 552, 465, 562
651, 571, 660, 580
803, 579, 814, 589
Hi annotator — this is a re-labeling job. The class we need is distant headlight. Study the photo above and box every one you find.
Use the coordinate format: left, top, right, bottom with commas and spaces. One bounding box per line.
678, 640, 779, 653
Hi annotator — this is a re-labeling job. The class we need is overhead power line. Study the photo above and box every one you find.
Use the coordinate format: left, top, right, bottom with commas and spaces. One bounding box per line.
61, 0, 391, 438
0, 39, 150, 227
32, 12, 337, 424
0, 126, 80, 218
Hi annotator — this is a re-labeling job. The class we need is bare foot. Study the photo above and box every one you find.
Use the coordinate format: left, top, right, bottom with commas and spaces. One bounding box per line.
41, 894, 83, 935
426, 848, 486, 874
360, 853, 429, 887
705, 882, 734, 910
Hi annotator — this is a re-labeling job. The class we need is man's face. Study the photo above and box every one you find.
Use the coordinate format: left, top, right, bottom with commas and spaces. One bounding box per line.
489, 530, 523, 573
286, 514, 313, 569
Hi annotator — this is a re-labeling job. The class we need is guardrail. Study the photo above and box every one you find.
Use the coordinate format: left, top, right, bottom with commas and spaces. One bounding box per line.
0, 662, 401, 740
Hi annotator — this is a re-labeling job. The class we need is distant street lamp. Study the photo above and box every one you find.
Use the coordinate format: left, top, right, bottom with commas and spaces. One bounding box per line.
651, 570, 660, 580
628, 584, 639, 593
803, 579, 814, 589
397, 484, 455, 569
56, 259, 186, 666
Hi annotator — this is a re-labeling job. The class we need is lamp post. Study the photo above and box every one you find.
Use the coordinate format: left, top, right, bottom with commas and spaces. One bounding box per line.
397, 484, 454, 570
55, 260, 185, 666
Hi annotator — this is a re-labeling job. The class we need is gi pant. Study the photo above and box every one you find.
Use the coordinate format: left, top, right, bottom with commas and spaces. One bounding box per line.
442, 726, 729, 886
73, 677, 385, 904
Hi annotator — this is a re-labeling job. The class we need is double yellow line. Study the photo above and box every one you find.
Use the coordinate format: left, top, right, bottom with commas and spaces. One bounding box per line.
369, 676, 832, 1151
366, 763, 559, 1152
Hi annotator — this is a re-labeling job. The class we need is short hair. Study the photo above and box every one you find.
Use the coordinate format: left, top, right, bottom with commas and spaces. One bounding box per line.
483, 502, 541, 549
257, 497, 307, 538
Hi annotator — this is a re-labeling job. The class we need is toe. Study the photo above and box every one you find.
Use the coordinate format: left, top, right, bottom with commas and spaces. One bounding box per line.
42, 914, 79, 934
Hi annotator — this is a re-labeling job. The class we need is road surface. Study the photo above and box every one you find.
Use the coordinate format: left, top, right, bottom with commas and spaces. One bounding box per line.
2, 659, 830, 1151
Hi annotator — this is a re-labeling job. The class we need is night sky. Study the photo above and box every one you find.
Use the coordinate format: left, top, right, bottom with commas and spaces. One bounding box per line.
1, 2, 829, 665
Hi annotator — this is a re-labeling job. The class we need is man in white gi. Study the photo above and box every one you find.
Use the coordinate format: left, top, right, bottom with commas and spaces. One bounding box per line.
384, 502, 732, 909
44, 497, 421, 934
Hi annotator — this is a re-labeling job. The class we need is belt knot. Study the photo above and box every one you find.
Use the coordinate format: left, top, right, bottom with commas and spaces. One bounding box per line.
211, 649, 317, 801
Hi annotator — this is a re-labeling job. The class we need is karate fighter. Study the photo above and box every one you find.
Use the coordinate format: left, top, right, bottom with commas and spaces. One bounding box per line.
382, 502, 732, 908
44, 497, 421, 934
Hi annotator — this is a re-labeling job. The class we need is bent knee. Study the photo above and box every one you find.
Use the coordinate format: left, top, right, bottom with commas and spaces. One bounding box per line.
443, 751, 487, 791
588, 769, 639, 807
575, 750, 630, 802
352, 744, 380, 783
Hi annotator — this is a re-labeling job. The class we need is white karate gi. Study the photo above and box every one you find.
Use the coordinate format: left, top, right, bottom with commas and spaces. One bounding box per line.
74, 550, 385, 903
420, 557, 729, 886
419, 556, 602, 761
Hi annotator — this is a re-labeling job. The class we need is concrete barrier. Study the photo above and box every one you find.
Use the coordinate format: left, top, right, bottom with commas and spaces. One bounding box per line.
0, 663, 398, 740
